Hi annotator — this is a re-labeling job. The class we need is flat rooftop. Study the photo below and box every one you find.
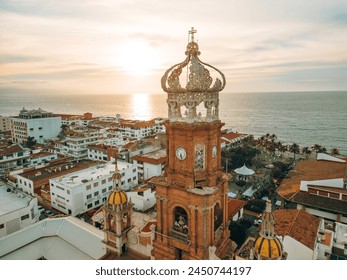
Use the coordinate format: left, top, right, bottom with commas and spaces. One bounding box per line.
0, 216, 105, 260
0, 182, 33, 216
50, 161, 133, 188
132, 149, 166, 164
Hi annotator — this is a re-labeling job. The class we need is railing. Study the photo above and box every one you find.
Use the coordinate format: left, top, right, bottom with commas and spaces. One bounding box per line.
170, 229, 189, 244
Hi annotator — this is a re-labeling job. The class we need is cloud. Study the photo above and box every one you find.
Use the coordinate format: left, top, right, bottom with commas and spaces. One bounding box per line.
1, 0, 347, 94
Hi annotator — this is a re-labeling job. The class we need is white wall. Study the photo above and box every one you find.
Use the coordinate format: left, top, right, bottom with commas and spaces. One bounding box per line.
127, 188, 156, 212
0, 196, 39, 238
26, 117, 62, 144
283, 235, 314, 260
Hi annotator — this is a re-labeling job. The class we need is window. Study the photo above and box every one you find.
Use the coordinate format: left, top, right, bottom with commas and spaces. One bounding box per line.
86, 185, 91, 190
67, 190, 70, 194
133, 176, 136, 181
102, 188, 107, 193
87, 203, 92, 209
94, 191, 99, 196
194, 144, 205, 170
0, 224, 4, 229
56, 185, 65, 191
108, 177, 112, 182
108, 186, 112, 191
102, 179, 106, 184
128, 178, 131, 183
94, 182, 99, 187
87, 194, 92, 199
133, 168, 136, 172
95, 200, 100, 206
21, 214, 29, 221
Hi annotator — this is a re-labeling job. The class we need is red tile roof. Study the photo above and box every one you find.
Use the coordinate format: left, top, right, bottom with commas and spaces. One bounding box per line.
228, 198, 247, 219
0, 144, 25, 156
273, 209, 320, 250
277, 159, 347, 199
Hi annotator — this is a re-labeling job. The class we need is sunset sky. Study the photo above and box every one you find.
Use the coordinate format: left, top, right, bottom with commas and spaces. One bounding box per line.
1, 0, 347, 95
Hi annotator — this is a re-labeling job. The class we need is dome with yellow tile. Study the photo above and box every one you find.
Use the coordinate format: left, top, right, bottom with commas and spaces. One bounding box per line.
107, 188, 128, 206
254, 236, 283, 260
252, 200, 284, 260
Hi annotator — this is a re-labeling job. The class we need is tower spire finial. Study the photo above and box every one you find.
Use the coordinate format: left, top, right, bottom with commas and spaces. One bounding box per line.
189, 27, 197, 42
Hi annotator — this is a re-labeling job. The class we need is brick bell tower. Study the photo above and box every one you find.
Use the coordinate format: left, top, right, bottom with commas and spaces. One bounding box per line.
151, 28, 231, 260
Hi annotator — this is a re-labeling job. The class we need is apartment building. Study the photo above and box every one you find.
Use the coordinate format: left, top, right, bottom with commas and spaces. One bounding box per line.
0, 144, 31, 175
11, 108, 61, 145
49, 161, 138, 216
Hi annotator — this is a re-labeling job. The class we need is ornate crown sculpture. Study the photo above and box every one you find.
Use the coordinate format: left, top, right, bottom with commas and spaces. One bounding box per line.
161, 28, 226, 122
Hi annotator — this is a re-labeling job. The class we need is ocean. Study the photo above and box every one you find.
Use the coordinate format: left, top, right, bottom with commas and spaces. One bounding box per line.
0, 91, 346, 155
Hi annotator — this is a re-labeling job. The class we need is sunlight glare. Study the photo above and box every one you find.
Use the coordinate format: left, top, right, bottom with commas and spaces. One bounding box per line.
131, 93, 151, 120
118, 40, 159, 76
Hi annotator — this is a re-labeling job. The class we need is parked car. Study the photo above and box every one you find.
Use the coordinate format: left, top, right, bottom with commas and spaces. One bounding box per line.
46, 210, 53, 216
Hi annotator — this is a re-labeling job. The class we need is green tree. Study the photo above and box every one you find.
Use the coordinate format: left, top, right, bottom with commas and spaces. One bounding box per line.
26, 136, 37, 149
330, 148, 340, 157
289, 143, 300, 161
301, 147, 312, 159
229, 221, 247, 246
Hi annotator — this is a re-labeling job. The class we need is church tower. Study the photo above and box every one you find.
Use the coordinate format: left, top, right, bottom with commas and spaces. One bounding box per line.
102, 157, 134, 257
151, 28, 231, 260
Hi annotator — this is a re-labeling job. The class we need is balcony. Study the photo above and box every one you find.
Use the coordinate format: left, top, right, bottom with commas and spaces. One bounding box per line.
170, 229, 189, 244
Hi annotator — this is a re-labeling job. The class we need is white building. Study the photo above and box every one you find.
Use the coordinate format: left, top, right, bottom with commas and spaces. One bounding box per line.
57, 130, 100, 159
132, 149, 166, 181
29, 151, 57, 166
11, 108, 62, 145
117, 119, 165, 140
0, 116, 12, 132
0, 182, 40, 238
0, 144, 31, 175
16, 160, 96, 196
87, 144, 109, 162
49, 161, 138, 216
127, 187, 156, 212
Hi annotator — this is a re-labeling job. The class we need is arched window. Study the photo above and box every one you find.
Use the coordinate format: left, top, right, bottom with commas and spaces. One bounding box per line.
194, 144, 205, 170
173, 206, 188, 234
214, 203, 222, 231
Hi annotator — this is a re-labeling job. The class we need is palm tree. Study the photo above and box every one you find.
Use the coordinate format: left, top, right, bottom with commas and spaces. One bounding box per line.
311, 144, 322, 154
289, 143, 300, 161
302, 147, 312, 159
270, 134, 277, 143
330, 148, 340, 157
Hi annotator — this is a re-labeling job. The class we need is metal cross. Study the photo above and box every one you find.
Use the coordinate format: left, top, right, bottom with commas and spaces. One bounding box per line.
189, 27, 197, 42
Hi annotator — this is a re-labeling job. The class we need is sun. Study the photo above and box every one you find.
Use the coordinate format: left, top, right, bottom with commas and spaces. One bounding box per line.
118, 40, 159, 76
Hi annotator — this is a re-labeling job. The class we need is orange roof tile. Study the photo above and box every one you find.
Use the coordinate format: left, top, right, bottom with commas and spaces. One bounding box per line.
0, 144, 24, 156
277, 159, 347, 199
30, 152, 55, 159
228, 198, 247, 219
222, 131, 244, 141
273, 209, 320, 250
142, 221, 156, 233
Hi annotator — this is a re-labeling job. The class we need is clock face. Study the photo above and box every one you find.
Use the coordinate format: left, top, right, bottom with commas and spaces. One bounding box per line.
176, 147, 187, 160
212, 145, 217, 158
